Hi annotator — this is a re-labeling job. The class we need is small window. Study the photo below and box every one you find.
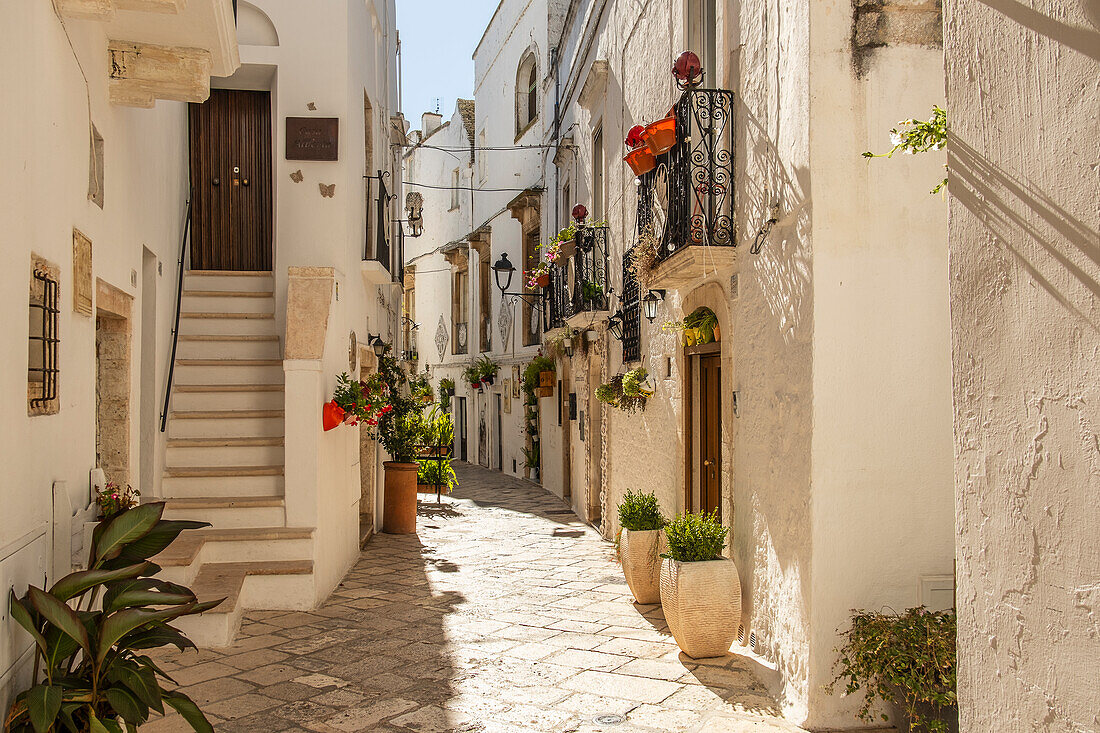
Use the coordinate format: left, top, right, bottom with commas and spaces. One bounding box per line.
88, 124, 104, 209
592, 125, 605, 221
450, 168, 460, 210
29, 257, 60, 414
687, 0, 717, 82
516, 52, 538, 136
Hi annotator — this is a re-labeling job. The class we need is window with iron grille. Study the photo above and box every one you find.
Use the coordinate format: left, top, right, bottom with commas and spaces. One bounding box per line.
621, 246, 640, 363
29, 263, 60, 413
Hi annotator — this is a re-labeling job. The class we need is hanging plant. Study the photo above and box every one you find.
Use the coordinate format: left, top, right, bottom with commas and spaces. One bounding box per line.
324, 372, 391, 431
629, 227, 660, 290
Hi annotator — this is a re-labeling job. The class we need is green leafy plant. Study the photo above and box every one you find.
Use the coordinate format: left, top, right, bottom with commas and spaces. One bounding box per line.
594, 383, 618, 407
95, 482, 139, 520
422, 406, 454, 449
617, 490, 665, 531
827, 607, 958, 733
596, 375, 646, 414
417, 458, 458, 491
522, 443, 540, 469
439, 378, 455, 394
582, 280, 603, 302
621, 368, 651, 398
6, 503, 220, 733
863, 105, 948, 194
374, 346, 427, 462
475, 356, 499, 382
662, 511, 727, 562
461, 364, 481, 386
409, 374, 434, 403
332, 372, 390, 427
523, 356, 555, 392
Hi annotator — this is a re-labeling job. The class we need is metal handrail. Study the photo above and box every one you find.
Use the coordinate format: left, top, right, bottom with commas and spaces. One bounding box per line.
159, 190, 194, 432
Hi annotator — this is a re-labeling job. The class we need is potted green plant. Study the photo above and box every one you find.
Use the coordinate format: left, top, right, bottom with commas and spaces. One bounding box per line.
94, 482, 139, 520
622, 367, 654, 399
827, 607, 958, 733
582, 280, 603, 304
462, 364, 481, 391
522, 443, 540, 480
595, 383, 619, 408
6, 503, 220, 733
523, 355, 555, 398
476, 355, 500, 386
374, 347, 427, 534
660, 511, 742, 658
617, 491, 666, 604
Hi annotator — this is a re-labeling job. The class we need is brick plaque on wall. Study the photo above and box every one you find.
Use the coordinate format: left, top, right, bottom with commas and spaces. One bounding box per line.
286, 117, 339, 161
73, 228, 92, 316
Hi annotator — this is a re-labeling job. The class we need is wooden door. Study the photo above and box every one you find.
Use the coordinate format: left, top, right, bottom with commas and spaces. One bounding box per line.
189, 90, 273, 271
699, 354, 722, 517
455, 398, 467, 462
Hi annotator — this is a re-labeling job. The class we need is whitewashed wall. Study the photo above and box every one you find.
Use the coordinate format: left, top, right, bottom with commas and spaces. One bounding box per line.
944, 1, 1100, 730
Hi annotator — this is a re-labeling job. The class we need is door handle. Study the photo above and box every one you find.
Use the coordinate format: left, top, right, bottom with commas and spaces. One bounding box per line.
241, 178, 250, 186
212, 177, 220, 186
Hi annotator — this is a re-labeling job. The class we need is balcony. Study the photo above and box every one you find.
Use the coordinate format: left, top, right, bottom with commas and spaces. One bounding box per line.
542, 225, 611, 332
636, 88, 735, 289
362, 174, 395, 286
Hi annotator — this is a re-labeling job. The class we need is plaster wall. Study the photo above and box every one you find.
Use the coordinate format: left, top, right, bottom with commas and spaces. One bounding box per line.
0, 0, 197, 704
943, 1, 1100, 729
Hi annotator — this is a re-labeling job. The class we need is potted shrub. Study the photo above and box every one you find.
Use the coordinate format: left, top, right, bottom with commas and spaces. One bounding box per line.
618, 490, 666, 604
375, 347, 427, 534
476, 356, 500, 386
522, 443, 540, 480
6, 503, 220, 733
660, 511, 742, 658
94, 481, 139, 520
462, 364, 481, 391
582, 280, 603, 304
524, 355, 556, 398
325, 372, 391, 431
827, 607, 958, 733
622, 367, 655, 399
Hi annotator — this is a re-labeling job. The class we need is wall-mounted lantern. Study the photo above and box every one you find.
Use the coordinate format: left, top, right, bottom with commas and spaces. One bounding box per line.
607, 310, 625, 341
404, 192, 424, 237
642, 289, 665, 323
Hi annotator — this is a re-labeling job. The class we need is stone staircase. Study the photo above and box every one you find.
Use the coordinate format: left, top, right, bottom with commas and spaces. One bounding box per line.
158, 270, 315, 647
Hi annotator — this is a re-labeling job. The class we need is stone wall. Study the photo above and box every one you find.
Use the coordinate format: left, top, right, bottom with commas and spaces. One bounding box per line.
944, 1, 1100, 729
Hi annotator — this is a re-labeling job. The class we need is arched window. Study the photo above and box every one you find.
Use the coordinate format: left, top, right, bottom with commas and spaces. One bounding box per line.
516, 52, 538, 135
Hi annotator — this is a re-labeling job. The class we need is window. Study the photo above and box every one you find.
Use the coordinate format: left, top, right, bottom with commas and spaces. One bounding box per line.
515, 51, 538, 136
687, 0, 718, 82
403, 270, 416, 357
478, 256, 492, 353
562, 181, 571, 227
450, 168, 460, 210
28, 257, 60, 414
592, 125, 605, 221
452, 265, 469, 355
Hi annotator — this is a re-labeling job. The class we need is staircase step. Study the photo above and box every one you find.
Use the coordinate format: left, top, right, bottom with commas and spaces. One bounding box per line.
164, 496, 286, 529
174, 359, 284, 384
167, 441, 283, 467
181, 312, 274, 319
171, 384, 284, 411
168, 411, 284, 439
163, 473, 284, 498
165, 465, 284, 478
167, 436, 283, 448
175, 383, 284, 392
172, 410, 284, 419
189, 560, 314, 613
182, 292, 274, 315
184, 271, 273, 294
155, 526, 315, 568
178, 311, 276, 336
183, 290, 274, 298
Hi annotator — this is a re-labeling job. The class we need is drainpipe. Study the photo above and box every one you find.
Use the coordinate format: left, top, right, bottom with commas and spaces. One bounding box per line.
551, 45, 561, 229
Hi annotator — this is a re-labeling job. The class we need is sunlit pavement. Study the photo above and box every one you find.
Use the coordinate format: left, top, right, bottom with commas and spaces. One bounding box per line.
148, 463, 799, 732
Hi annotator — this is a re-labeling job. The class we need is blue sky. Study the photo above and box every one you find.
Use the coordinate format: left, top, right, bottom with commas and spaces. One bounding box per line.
397, 0, 500, 125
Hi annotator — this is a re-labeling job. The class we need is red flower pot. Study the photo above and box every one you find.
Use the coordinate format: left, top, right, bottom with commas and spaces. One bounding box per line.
642, 116, 677, 155
624, 147, 657, 177
322, 400, 345, 431
536, 273, 550, 288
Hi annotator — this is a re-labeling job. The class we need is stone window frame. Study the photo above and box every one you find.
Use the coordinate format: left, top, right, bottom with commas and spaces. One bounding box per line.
515, 50, 539, 140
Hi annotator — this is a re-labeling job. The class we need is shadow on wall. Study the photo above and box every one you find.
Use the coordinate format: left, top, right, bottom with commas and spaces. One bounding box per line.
950, 137, 1099, 332
729, 98, 815, 696
978, 0, 1100, 61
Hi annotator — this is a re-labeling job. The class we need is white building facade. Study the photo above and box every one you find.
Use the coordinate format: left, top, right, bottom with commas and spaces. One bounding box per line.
0, 0, 404, 691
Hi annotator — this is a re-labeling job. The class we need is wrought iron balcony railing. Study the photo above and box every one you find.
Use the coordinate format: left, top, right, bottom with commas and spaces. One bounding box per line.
636, 88, 734, 263
541, 225, 611, 332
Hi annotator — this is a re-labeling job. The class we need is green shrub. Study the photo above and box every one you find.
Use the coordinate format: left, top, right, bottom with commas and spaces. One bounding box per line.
523, 355, 555, 393
827, 607, 958, 733
662, 511, 727, 562
617, 490, 665, 531
375, 348, 427, 462
417, 458, 458, 491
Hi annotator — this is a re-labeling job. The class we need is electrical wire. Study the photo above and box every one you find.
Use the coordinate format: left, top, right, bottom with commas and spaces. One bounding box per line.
403, 181, 545, 193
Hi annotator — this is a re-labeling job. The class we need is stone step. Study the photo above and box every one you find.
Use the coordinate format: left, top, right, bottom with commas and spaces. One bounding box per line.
163, 495, 286, 529
178, 312, 276, 337
177, 334, 281, 360
168, 410, 285, 439
171, 560, 315, 648
154, 526, 315, 575
171, 383, 284, 411
181, 291, 275, 315
166, 439, 284, 469
174, 359, 285, 384
162, 472, 284, 498
185, 271, 274, 293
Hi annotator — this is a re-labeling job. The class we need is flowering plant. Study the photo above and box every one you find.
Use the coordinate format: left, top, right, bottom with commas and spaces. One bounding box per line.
863, 105, 948, 194
524, 220, 605, 288
333, 372, 392, 427
95, 481, 140, 519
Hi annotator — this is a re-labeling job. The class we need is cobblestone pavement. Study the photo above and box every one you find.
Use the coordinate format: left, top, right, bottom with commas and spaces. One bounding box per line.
149, 463, 801, 732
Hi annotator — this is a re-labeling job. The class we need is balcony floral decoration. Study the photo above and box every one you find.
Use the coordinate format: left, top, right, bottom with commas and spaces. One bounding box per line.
523, 218, 599, 289
596, 367, 654, 414
462, 364, 482, 391
624, 124, 657, 177
323, 372, 391, 431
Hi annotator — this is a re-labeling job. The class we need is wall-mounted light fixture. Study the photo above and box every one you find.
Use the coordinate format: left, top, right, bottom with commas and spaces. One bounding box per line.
642, 289, 665, 323
492, 253, 543, 312
367, 333, 386, 357
607, 310, 625, 341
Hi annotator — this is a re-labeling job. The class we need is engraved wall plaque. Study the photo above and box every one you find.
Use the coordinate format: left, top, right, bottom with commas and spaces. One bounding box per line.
286, 117, 339, 161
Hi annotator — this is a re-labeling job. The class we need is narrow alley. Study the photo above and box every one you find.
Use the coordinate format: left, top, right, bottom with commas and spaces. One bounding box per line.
147, 465, 796, 733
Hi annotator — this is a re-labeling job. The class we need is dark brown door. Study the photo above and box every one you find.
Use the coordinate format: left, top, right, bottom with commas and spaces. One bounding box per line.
189, 90, 272, 271
699, 354, 722, 517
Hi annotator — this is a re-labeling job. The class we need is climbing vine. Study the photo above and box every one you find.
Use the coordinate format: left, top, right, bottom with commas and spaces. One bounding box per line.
863, 105, 948, 194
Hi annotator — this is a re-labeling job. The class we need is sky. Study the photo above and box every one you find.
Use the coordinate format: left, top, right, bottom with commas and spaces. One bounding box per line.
397, 0, 500, 126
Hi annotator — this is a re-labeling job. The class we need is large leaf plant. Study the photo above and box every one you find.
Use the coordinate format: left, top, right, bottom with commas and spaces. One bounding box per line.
5, 502, 223, 733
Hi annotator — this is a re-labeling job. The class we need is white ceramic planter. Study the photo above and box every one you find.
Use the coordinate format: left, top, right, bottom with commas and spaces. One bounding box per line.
660, 557, 742, 658
620, 528, 664, 604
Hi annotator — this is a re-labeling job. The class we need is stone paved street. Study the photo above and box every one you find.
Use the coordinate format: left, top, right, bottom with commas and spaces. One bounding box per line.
148, 464, 800, 732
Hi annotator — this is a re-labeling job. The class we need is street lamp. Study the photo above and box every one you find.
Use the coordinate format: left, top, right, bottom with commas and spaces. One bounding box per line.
607, 311, 625, 341
492, 253, 515, 295
367, 333, 386, 357
563, 337, 574, 357
642, 289, 665, 323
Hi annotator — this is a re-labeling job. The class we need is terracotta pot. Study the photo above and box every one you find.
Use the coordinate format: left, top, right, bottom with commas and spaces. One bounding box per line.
536, 272, 550, 288
382, 461, 418, 534
620, 528, 665, 604
660, 557, 742, 658
624, 147, 657, 176
558, 240, 577, 259
642, 116, 677, 155
712, 323, 721, 342
322, 400, 345, 431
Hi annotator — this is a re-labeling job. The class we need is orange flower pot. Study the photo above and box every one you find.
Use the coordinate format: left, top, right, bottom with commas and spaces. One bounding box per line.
382, 461, 418, 534
322, 400, 345, 431
624, 147, 657, 177
642, 116, 677, 155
